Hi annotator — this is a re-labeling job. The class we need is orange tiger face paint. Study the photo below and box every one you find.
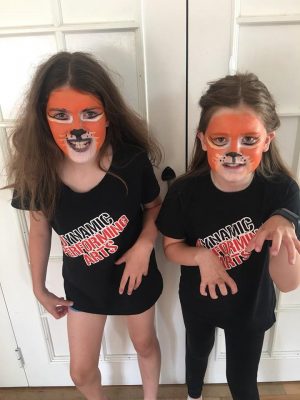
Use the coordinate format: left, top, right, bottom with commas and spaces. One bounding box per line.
198, 107, 275, 191
46, 87, 107, 164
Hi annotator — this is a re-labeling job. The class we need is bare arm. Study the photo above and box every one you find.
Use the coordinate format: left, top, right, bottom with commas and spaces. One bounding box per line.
29, 211, 52, 296
137, 195, 162, 252
29, 211, 73, 318
163, 236, 237, 299
116, 195, 162, 295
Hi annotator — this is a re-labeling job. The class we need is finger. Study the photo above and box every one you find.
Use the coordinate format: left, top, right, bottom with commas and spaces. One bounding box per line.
115, 256, 125, 265
52, 309, 62, 319
56, 305, 68, 317
58, 298, 74, 307
249, 229, 268, 253
283, 238, 296, 265
246, 237, 256, 253
218, 282, 228, 296
119, 274, 129, 294
134, 276, 142, 290
208, 284, 218, 300
199, 283, 208, 296
59, 310, 68, 318
127, 276, 136, 295
293, 238, 300, 254
269, 231, 282, 256
225, 276, 238, 294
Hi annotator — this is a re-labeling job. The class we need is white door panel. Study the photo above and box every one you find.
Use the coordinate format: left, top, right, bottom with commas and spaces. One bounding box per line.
64, 30, 143, 113
0, 0, 53, 27
240, 0, 300, 16
238, 25, 300, 110
0, 36, 57, 119
60, 0, 139, 24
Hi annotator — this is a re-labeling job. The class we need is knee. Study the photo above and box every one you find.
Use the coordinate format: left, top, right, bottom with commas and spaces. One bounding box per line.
132, 335, 159, 357
70, 364, 97, 387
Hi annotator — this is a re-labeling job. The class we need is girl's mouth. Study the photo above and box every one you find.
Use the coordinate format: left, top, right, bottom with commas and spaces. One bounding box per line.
223, 162, 246, 167
67, 138, 92, 152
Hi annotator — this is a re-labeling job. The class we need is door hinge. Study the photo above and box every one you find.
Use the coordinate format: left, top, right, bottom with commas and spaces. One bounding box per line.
15, 347, 25, 368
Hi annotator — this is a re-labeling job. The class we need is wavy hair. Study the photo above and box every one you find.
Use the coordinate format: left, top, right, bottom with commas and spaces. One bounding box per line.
5, 51, 161, 218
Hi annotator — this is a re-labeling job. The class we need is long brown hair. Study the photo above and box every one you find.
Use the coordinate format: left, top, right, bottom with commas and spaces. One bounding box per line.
5, 51, 161, 218
187, 73, 293, 179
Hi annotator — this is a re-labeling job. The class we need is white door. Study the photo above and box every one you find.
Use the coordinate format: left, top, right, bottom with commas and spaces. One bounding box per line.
0, 0, 186, 387
188, 0, 300, 382
1, 0, 300, 389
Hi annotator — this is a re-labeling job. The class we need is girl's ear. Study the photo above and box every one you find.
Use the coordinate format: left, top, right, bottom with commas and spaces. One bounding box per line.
263, 131, 275, 152
197, 131, 207, 151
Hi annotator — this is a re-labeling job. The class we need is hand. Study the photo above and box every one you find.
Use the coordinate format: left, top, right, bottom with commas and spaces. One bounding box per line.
246, 215, 300, 264
196, 248, 238, 299
35, 288, 73, 319
115, 240, 151, 295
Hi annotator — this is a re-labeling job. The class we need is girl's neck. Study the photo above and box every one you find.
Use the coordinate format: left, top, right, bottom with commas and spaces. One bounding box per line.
58, 146, 113, 193
63, 156, 99, 174
61, 145, 112, 172
210, 170, 254, 193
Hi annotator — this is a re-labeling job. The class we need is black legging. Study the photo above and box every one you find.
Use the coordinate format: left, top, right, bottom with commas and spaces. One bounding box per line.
184, 312, 265, 400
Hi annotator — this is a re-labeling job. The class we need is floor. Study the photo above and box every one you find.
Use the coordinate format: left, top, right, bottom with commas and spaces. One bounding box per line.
0, 382, 300, 400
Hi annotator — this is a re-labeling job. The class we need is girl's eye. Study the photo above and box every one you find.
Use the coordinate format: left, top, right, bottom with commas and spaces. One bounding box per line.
241, 136, 259, 146
82, 110, 102, 120
210, 136, 229, 146
48, 112, 70, 121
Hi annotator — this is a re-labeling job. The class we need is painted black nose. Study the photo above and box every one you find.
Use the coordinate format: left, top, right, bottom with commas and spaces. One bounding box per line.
70, 129, 87, 139
226, 152, 242, 162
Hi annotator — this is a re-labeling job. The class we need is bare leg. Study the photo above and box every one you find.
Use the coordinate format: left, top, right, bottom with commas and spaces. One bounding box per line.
67, 310, 108, 400
127, 306, 161, 400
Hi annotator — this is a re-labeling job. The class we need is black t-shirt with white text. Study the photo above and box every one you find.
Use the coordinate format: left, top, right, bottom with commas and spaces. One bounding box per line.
156, 172, 300, 330
12, 145, 163, 315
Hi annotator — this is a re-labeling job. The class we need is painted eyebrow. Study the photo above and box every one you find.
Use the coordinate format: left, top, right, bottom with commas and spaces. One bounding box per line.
47, 107, 68, 112
208, 132, 261, 136
47, 107, 103, 112
82, 107, 104, 112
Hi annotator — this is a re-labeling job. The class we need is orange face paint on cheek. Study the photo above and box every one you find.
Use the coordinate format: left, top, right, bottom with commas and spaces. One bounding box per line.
46, 87, 107, 156
47, 121, 69, 154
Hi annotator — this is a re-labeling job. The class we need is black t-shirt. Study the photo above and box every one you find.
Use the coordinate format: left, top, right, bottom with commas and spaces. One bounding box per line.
12, 145, 163, 315
156, 172, 300, 330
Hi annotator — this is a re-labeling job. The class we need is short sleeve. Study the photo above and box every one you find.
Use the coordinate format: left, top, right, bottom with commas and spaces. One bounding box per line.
11, 189, 40, 211
275, 177, 300, 215
11, 190, 30, 210
283, 179, 300, 215
156, 183, 186, 239
140, 154, 160, 204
